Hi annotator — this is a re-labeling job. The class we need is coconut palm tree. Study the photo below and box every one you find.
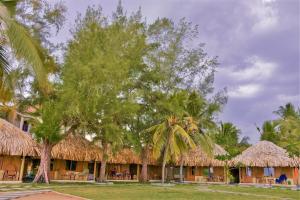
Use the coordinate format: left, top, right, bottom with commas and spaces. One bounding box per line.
213, 122, 242, 156
148, 116, 196, 184
177, 116, 213, 182
276, 104, 300, 156
274, 103, 299, 119
259, 121, 280, 144
0, 1, 46, 91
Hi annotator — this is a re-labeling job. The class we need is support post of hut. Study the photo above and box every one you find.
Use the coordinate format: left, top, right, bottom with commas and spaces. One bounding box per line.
137, 164, 140, 180
93, 161, 97, 181
297, 165, 300, 187
224, 166, 227, 184
19, 116, 24, 130
238, 167, 241, 184
19, 156, 25, 181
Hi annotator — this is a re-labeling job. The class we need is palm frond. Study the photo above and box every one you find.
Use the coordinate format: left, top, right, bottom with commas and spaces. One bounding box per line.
0, 10, 47, 89
0, 45, 10, 74
197, 134, 214, 157
173, 124, 196, 148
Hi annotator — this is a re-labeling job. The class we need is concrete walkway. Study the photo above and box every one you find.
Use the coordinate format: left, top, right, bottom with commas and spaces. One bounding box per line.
0, 190, 51, 200
0, 190, 88, 200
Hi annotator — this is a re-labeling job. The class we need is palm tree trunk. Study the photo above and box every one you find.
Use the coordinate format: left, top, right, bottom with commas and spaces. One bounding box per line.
161, 146, 169, 184
99, 143, 108, 182
179, 156, 184, 183
33, 139, 52, 184
140, 146, 148, 183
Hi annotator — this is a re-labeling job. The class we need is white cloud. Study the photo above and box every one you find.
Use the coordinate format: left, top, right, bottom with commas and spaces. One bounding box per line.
249, 0, 278, 33
277, 94, 300, 104
228, 84, 262, 98
221, 56, 277, 81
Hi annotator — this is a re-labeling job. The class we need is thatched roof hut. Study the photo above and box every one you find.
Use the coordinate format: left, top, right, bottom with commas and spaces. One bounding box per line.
0, 118, 39, 156
51, 134, 102, 161
179, 145, 226, 167
108, 148, 141, 164
230, 141, 294, 167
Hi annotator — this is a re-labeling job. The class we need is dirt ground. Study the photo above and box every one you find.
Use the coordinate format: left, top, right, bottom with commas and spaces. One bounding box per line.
17, 191, 87, 200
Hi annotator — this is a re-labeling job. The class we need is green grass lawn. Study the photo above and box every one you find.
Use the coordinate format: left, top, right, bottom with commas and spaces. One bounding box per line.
0, 183, 299, 200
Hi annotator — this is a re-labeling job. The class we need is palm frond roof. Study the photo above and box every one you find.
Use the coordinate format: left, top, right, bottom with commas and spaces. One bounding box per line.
230, 141, 295, 167
0, 118, 39, 156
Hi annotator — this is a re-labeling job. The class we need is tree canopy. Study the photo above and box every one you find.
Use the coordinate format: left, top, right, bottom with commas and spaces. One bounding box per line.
259, 103, 300, 156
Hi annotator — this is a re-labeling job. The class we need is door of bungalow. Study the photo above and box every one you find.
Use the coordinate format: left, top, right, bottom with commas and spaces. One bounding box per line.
129, 164, 137, 180
229, 167, 240, 183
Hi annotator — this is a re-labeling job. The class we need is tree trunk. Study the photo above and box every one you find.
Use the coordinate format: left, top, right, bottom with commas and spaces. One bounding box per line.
139, 146, 149, 183
99, 143, 109, 182
161, 160, 166, 184
179, 157, 184, 183
33, 139, 52, 184
161, 146, 169, 184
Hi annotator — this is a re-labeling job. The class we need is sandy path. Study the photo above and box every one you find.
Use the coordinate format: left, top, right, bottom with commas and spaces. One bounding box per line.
17, 191, 88, 200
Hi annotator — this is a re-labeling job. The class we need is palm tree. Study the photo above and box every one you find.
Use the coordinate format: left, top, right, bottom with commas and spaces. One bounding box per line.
148, 116, 196, 184
178, 116, 213, 182
258, 121, 280, 144
0, 45, 9, 75
276, 104, 300, 156
274, 103, 299, 119
0, 1, 46, 91
214, 122, 241, 156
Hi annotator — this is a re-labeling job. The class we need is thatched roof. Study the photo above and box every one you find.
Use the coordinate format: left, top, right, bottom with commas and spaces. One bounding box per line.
52, 134, 102, 161
291, 156, 300, 167
108, 148, 141, 164
214, 144, 228, 156
179, 145, 225, 167
107, 144, 227, 166
0, 118, 39, 156
230, 141, 294, 167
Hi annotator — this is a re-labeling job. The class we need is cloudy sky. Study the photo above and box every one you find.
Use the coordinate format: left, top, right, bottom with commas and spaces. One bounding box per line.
51, 0, 300, 143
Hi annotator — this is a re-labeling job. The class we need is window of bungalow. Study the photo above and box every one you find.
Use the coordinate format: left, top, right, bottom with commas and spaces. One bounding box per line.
203, 168, 209, 176
264, 167, 274, 177
246, 167, 252, 177
22, 121, 29, 132
65, 160, 77, 171
50, 159, 54, 171
88, 162, 95, 174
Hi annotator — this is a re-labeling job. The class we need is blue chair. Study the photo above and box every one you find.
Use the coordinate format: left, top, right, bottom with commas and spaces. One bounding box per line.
275, 174, 287, 184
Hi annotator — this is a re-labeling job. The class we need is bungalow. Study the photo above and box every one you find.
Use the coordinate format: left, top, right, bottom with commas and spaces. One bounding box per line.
230, 141, 299, 185
175, 144, 227, 183
0, 118, 39, 182
50, 134, 102, 181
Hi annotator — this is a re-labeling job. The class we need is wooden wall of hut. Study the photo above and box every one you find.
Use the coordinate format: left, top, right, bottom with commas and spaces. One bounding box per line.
148, 165, 161, 180
50, 159, 89, 180
240, 167, 295, 184
186, 166, 225, 182
106, 164, 140, 180
0, 156, 22, 181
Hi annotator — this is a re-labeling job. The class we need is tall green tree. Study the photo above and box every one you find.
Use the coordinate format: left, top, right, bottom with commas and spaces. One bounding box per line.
61, 5, 147, 182
129, 14, 226, 182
